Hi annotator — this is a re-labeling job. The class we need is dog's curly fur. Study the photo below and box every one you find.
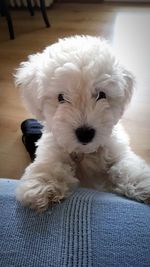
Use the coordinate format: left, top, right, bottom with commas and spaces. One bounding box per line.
15, 35, 150, 212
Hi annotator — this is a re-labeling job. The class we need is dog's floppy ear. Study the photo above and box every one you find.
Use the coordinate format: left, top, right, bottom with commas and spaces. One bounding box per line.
15, 54, 44, 120
122, 67, 135, 106
111, 66, 135, 123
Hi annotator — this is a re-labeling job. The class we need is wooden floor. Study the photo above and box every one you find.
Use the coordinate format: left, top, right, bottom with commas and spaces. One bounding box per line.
0, 3, 150, 179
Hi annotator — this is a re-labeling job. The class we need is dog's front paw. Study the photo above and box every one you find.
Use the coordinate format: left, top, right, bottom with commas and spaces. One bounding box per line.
130, 176, 150, 204
16, 175, 78, 212
113, 176, 150, 204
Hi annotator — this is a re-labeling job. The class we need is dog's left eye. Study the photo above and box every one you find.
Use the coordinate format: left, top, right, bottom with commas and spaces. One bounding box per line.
96, 91, 106, 101
58, 94, 65, 103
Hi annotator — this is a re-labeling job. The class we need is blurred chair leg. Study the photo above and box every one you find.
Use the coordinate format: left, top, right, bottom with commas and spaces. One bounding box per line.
2, 0, 15, 39
27, 0, 34, 16
0, 1, 5, 16
39, 0, 50, 28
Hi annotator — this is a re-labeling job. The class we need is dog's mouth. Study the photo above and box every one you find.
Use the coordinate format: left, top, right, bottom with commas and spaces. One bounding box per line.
70, 145, 100, 162
70, 152, 84, 162
72, 140, 99, 155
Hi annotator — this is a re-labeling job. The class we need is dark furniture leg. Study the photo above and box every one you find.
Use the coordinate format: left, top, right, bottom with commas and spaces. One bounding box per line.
0, 1, 5, 16
39, 0, 50, 28
2, 0, 14, 39
27, 0, 34, 16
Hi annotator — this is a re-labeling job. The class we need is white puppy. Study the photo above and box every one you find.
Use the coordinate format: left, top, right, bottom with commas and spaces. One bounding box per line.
15, 35, 150, 211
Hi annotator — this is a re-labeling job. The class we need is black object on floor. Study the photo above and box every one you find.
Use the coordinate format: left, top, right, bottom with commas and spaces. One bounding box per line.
21, 119, 43, 161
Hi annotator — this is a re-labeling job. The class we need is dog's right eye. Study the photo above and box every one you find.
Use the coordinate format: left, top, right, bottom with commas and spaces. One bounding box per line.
58, 94, 65, 103
96, 91, 106, 101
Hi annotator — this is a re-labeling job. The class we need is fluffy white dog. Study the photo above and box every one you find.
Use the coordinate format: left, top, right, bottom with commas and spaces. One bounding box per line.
15, 35, 150, 211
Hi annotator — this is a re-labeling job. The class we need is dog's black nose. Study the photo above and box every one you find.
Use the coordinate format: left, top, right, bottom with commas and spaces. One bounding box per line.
75, 126, 95, 144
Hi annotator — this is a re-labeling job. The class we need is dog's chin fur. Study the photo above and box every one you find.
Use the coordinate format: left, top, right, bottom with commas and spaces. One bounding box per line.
15, 35, 150, 212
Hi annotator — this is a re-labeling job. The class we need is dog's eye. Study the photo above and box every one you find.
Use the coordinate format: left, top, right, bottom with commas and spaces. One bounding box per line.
96, 91, 106, 101
58, 94, 65, 103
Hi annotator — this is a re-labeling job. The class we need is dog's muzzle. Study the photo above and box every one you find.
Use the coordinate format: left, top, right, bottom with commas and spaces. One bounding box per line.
75, 126, 95, 145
